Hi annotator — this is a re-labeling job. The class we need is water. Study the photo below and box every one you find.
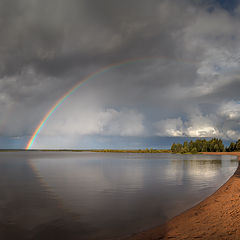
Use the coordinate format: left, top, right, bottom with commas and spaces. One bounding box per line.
0, 152, 238, 240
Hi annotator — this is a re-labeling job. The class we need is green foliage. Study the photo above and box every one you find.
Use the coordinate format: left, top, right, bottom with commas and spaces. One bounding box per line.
171, 143, 177, 153
225, 139, 240, 152
226, 142, 236, 152
93, 149, 171, 153
171, 138, 226, 154
236, 140, 240, 151
176, 143, 183, 152
190, 147, 198, 154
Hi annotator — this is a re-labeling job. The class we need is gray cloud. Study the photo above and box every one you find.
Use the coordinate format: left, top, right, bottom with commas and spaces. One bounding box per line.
0, 0, 240, 148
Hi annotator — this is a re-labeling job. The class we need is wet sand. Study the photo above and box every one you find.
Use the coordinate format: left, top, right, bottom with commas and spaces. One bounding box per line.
127, 152, 240, 240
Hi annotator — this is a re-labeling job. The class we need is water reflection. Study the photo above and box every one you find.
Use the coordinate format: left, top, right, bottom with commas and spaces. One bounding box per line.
0, 152, 96, 240
0, 152, 238, 240
165, 159, 222, 183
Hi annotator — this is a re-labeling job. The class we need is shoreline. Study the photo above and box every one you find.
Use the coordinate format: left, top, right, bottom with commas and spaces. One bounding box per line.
0, 149, 171, 153
127, 152, 240, 240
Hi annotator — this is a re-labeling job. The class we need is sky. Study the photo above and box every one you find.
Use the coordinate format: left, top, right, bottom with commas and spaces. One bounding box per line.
1, 0, 240, 149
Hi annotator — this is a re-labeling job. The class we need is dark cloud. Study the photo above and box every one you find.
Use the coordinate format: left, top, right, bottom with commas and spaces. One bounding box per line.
0, 0, 192, 77
0, 0, 240, 148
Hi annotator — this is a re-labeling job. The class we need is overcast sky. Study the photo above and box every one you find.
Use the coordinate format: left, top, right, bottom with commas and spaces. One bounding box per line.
1, 0, 240, 149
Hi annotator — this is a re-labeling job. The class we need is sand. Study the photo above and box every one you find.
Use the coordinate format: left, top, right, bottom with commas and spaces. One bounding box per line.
127, 152, 240, 240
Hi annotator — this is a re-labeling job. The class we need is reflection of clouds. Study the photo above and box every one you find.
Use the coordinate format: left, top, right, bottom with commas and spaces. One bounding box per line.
219, 155, 237, 161
101, 163, 145, 190
31, 157, 145, 191
0, 152, 88, 234
2, 152, 237, 240
186, 161, 219, 180
30, 153, 238, 214
29, 154, 147, 212
164, 159, 224, 184
164, 161, 184, 185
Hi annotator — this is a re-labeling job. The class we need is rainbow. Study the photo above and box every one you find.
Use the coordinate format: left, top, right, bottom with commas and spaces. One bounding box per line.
26, 56, 191, 149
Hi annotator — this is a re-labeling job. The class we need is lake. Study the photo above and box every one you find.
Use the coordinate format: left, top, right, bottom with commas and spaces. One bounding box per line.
0, 152, 238, 240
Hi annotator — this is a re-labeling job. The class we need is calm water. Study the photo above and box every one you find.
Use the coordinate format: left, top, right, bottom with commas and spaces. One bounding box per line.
0, 152, 238, 240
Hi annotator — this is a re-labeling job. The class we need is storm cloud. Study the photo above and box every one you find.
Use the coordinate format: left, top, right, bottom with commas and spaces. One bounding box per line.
0, 0, 240, 148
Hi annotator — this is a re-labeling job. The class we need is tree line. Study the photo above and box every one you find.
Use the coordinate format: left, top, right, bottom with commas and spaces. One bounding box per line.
171, 138, 240, 154
225, 140, 240, 152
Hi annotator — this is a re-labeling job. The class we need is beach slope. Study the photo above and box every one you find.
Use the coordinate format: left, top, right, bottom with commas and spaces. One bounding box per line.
127, 152, 240, 240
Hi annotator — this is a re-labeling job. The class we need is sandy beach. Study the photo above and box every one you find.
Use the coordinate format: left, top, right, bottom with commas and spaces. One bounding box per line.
127, 152, 240, 240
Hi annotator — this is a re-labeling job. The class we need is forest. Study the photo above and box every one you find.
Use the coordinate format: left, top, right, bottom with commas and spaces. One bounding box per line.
171, 138, 240, 154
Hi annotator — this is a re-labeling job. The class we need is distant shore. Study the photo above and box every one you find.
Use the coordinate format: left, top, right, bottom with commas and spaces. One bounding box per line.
127, 152, 240, 240
0, 149, 171, 153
